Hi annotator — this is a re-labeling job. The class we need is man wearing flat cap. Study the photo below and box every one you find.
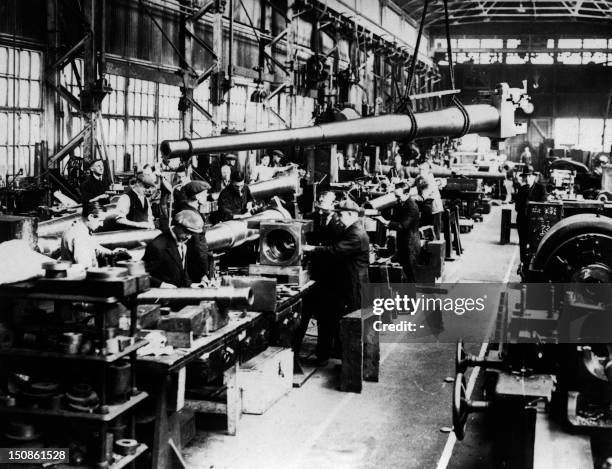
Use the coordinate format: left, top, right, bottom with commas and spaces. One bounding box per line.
115, 172, 157, 230
515, 165, 547, 266
80, 159, 110, 216
143, 210, 204, 288
173, 180, 213, 282
305, 198, 370, 363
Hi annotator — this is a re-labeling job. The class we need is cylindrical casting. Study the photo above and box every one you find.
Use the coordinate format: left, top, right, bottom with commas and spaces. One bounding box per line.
249, 173, 300, 201
160, 104, 501, 159
137, 287, 254, 308
204, 207, 291, 251
364, 193, 399, 211
38, 204, 121, 237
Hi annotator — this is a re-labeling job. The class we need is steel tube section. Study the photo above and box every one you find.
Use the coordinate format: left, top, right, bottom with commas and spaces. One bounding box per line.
364, 193, 399, 211
137, 286, 254, 307
406, 168, 504, 180
249, 173, 299, 200
38, 204, 121, 237
37, 207, 291, 254
205, 207, 291, 251
160, 104, 501, 159
94, 229, 161, 249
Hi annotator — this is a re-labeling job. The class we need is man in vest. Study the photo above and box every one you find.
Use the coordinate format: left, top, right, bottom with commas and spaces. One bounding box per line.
115, 172, 156, 229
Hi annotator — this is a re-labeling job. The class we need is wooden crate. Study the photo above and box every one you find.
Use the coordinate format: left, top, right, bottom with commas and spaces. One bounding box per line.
239, 347, 293, 415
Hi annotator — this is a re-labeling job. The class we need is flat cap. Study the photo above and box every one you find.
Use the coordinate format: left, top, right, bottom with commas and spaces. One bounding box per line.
174, 210, 204, 234
272, 150, 284, 158
136, 172, 157, 188
182, 181, 211, 199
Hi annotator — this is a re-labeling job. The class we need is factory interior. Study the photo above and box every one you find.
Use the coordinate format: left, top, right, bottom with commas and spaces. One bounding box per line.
1, 0, 612, 468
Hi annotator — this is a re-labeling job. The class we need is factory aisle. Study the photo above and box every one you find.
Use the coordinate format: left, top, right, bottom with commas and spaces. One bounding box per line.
183, 205, 520, 469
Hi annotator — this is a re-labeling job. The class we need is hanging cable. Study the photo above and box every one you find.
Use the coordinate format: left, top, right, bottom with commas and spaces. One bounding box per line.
443, 0, 470, 138
405, 0, 429, 98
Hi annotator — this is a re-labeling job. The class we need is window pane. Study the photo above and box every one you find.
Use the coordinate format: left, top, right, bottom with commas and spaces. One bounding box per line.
554, 118, 579, 146
558, 39, 582, 48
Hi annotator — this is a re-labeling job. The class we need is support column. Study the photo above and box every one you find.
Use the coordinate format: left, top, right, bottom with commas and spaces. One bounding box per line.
82, 0, 98, 164
44, 0, 60, 170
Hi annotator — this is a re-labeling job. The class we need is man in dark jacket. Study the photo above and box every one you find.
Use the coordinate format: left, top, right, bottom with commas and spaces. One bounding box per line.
295, 191, 344, 362
143, 210, 204, 288
515, 166, 547, 266
306, 199, 370, 362
173, 180, 212, 282
377, 188, 421, 282
80, 159, 110, 215
216, 172, 255, 221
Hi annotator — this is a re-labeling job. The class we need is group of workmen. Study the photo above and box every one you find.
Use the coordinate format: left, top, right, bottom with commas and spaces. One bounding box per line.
64, 150, 446, 366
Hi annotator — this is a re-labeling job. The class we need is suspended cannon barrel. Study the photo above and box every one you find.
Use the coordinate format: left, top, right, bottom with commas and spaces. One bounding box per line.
161, 84, 523, 159
137, 287, 254, 308
161, 104, 502, 158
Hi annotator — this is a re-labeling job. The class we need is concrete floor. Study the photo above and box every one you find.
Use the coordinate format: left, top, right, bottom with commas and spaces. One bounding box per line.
183, 204, 520, 469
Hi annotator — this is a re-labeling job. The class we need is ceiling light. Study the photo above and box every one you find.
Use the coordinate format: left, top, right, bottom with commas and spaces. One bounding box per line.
517, 2, 526, 13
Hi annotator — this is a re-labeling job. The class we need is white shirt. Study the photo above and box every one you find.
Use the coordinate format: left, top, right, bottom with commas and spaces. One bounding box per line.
116, 192, 153, 223
60, 220, 110, 268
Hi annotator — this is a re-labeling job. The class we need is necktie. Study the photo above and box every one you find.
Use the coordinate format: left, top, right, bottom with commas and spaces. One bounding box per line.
179, 243, 186, 268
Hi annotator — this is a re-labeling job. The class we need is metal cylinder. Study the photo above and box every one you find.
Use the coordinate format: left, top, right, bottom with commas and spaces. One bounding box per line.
38, 204, 121, 237
364, 193, 399, 211
249, 173, 299, 201
93, 230, 160, 249
205, 206, 291, 251
137, 287, 254, 308
406, 167, 504, 180
161, 104, 501, 159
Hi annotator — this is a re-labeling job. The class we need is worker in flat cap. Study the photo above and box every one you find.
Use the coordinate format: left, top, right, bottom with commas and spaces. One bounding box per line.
216, 172, 256, 221
376, 187, 421, 282
61, 205, 125, 268
515, 165, 547, 267
80, 159, 110, 216
304, 198, 370, 364
143, 210, 205, 288
115, 172, 157, 230
294, 191, 345, 363
173, 180, 213, 283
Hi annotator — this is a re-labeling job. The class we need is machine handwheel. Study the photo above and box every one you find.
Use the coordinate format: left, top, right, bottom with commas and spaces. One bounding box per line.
453, 372, 469, 440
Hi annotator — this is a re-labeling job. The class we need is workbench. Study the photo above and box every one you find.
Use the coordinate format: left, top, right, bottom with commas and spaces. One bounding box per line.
137, 280, 316, 469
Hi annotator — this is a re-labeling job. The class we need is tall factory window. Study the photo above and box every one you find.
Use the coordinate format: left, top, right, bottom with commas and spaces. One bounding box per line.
158, 82, 181, 146
0, 46, 42, 179
101, 74, 126, 171
126, 78, 157, 167
192, 81, 214, 138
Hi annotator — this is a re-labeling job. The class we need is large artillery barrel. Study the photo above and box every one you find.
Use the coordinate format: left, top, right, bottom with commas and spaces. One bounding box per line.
249, 172, 299, 200
364, 193, 399, 211
137, 287, 254, 308
37, 206, 291, 255
161, 104, 502, 159
38, 204, 121, 237
205, 206, 292, 251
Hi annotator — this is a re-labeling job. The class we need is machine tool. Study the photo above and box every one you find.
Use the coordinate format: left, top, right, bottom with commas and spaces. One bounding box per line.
453, 199, 612, 467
